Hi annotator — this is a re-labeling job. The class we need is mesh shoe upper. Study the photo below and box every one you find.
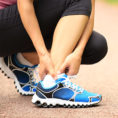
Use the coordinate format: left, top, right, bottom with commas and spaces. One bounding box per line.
36, 74, 102, 103
4, 54, 37, 94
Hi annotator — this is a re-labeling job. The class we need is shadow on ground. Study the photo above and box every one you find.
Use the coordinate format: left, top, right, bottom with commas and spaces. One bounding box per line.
0, 1, 118, 118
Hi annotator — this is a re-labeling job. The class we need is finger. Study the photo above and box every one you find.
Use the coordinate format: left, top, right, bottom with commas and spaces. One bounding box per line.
67, 66, 75, 76
39, 68, 46, 80
59, 62, 68, 74
65, 67, 69, 74
50, 71, 56, 80
49, 67, 56, 79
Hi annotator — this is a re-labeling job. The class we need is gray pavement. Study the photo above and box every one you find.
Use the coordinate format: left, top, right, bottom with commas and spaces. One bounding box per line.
0, 1, 118, 118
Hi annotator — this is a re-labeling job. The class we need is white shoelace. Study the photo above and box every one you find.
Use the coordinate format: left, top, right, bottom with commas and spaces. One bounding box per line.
28, 68, 36, 85
68, 75, 78, 79
61, 76, 84, 92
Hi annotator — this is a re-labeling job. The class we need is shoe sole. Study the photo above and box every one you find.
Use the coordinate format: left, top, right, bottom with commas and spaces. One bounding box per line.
32, 94, 102, 108
0, 57, 35, 96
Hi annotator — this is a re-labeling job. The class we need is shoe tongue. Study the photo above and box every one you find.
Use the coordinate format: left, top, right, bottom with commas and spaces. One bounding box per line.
57, 73, 68, 78
42, 75, 56, 88
56, 73, 69, 83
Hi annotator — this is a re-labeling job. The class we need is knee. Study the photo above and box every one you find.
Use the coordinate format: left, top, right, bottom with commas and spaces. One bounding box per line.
95, 34, 108, 57
91, 33, 108, 64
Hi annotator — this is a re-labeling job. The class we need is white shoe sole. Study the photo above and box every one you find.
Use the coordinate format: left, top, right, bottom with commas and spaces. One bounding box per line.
0, 57, 35, 95
32, 94, 101, 108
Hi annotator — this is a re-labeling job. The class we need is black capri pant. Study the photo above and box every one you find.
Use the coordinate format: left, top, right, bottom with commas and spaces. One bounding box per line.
0, 0, 108, 64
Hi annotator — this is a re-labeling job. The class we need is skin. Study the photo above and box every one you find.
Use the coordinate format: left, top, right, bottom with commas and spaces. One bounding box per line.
22, 52, 39, 65
59, 0, 95, 75
18, 0, 95, 80
51, 15, 89, 74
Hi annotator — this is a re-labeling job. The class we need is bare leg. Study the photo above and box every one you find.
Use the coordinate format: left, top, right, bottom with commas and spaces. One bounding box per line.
22, 15, 88, 70
21, 50, 51, 65
22, 52, 39, 65
51, 15, 89, 72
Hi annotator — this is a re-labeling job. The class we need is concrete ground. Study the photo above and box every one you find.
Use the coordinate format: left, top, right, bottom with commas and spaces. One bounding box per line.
0, 1, 118, 118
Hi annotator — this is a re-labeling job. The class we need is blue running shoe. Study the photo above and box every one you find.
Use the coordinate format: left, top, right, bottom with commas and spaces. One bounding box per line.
32, 74, 102, 108
0, 55, 37, 95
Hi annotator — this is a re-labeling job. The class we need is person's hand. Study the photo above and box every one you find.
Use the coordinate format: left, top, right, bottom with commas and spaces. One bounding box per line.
38, 53, 56, 80
58, 53, 82, 76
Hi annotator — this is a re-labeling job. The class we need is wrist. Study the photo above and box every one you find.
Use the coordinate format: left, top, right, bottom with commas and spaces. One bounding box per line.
73, 49, 83, 59
37, 48, 49, 58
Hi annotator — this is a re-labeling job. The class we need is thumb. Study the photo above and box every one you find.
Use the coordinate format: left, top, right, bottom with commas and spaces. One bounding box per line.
49, 69, 56, 79
67, 66, 73, 76
48, 65, 56, 79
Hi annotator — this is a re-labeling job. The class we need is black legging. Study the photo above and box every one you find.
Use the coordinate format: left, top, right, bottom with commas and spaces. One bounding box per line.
0, 2, 108, 64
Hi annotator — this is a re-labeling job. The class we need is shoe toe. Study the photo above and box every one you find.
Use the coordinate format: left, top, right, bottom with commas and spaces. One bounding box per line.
75, 90, 102, 103
90, 94, 102, 103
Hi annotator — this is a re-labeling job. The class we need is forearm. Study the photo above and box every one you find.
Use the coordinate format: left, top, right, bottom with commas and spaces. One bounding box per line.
73, 0, 95, 57
17, 0, 48, 57
73, 17, 94, 56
